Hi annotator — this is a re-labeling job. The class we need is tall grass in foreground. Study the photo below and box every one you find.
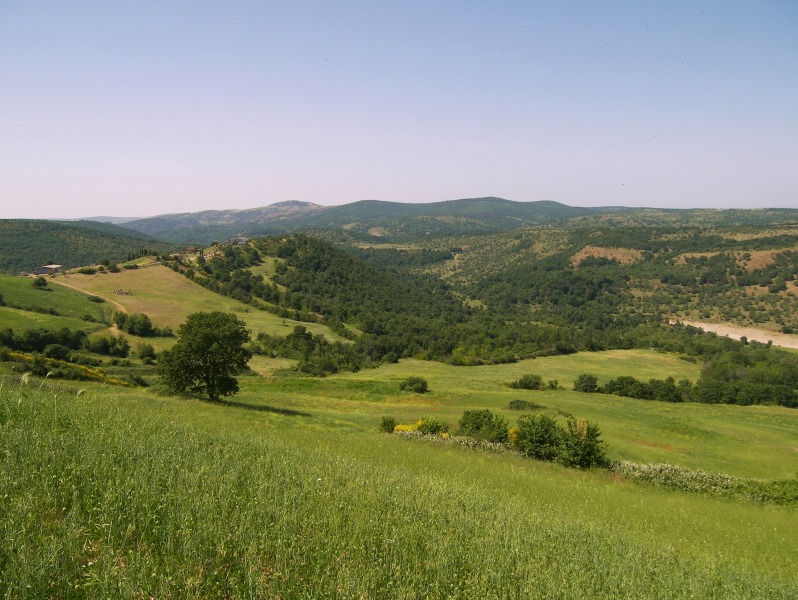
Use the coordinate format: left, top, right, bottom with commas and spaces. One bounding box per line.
1, 378, 796, 598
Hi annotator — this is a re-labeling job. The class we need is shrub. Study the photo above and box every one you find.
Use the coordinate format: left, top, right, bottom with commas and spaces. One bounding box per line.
457, 409, 509, 444
77, 267, 97, 275
399, 376, 428, 394
509, 374, 544, 390
513, 413, 564, 461
507, 399, 544, 411
31, 276, 48, 289
415, 416, 447, 435
560, 418, 607, 469
136, 342, 156, 360
573, 373, 599, 393
43, 344, 71, 361
87, 295, 105, 303
379, 416, 397, 433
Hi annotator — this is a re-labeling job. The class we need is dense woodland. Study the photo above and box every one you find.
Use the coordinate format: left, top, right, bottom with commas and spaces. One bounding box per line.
0, 220, 175, 274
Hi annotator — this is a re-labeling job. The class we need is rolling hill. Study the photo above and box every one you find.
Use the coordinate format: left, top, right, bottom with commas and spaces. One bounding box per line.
0, 220, 177, 274
116, 197, 798, 245
117, 197, 596, 243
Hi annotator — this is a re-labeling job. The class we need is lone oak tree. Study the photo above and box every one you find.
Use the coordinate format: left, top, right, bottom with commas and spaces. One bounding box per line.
160, 311, 252, 401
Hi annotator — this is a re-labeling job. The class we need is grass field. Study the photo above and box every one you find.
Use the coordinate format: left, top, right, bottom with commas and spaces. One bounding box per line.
51, 264, 347, 342
229, 354, 796, 480
1, 371, 796, 598
3, 264, 797, 596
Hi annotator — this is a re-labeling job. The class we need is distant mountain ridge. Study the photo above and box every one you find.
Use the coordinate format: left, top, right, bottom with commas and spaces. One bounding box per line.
109, 197, 798, 245
116, 197, 597, 244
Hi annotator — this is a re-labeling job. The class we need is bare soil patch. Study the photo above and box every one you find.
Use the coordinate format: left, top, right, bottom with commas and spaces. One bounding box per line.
570, 245, 643, 267
671, 319, 798, 349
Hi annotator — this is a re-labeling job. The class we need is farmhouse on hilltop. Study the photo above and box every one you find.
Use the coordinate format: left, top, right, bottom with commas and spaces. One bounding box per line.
33, 264, 62, 275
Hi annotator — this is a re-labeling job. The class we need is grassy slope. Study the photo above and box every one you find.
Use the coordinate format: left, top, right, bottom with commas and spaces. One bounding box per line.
234, 354, 796, 480
50, 263, 347, 346
0, 274, 107, 333
8, 266, 795, 479
1, 375, 796, 597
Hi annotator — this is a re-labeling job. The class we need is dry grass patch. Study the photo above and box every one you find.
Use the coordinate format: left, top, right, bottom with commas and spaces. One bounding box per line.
570, 245, 643, 267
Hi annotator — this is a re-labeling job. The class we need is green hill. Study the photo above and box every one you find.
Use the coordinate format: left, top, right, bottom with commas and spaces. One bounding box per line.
0, 220, 177, 274
118, 198, 597, 244
118, 198, 798, 245
2, 227, 797, 596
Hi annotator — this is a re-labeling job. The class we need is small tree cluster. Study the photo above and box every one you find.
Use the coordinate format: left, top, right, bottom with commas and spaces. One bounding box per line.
113, 311, 172, 337
509, 374, 545, 390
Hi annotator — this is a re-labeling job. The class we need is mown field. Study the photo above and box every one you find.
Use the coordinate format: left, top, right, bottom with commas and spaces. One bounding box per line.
1, 369, 796, 598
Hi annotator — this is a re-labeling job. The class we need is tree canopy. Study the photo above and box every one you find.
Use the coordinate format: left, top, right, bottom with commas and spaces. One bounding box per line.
159, 311, 252, 401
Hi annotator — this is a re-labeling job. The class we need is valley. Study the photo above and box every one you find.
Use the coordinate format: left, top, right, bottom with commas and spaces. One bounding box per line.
1, 202, 797, 597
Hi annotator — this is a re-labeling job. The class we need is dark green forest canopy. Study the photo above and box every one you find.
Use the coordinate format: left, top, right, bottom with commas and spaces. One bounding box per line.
0, 220, 176, 273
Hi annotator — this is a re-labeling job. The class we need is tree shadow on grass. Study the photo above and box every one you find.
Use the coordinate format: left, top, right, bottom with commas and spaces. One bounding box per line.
212, 398, 312, 417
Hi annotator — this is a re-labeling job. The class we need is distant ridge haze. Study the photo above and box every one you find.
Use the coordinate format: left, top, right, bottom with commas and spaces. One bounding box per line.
113, 197, 595, 244
86, 197, 798, 245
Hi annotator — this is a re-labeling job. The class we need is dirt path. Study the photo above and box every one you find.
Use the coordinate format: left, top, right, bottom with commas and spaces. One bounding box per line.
670, 319, 798, 349
50, 277, 128, 314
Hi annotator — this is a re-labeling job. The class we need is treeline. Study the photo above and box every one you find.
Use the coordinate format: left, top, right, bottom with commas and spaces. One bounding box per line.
571, 333, 798, 407
113, 311, 172, 337
0, 326, 133, 358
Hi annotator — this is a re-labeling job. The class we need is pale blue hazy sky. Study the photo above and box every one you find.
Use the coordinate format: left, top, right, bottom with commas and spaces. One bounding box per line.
1, 1, 796, 218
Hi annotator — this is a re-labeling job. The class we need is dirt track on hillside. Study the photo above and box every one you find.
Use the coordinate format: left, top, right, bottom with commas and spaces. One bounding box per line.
670, 319, 798, 349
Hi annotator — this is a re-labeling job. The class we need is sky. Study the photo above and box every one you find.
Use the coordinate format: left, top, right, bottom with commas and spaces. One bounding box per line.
1, 1, 797, 219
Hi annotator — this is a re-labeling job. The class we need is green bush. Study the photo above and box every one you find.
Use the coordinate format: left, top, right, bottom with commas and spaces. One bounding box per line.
507, 399, 544, 411
43, 344, 71, 361
510, 374, 544, 390
560, 418, 607, 469
457, 409, 509, 444
415, 416, 447, 435
573, 373, 599, 393
513, 413, 563, 461
379, 416, 396, 433
399, 376, 428, 394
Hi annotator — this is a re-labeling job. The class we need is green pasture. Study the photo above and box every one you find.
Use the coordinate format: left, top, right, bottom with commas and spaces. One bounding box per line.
51, 264, 346, 342
227, 353, 797, 480
0, 274, 108, 322
0, 305, 102, 334
1, 372, 796, 597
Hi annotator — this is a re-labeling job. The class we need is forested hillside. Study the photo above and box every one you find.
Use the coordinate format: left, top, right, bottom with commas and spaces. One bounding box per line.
155, 234, 798, 407
353, 225, 798, 333
0, 220, 176, 274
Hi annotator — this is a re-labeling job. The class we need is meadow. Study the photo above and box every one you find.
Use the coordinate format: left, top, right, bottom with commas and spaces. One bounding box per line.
1, 369, 796, 598
2, 261, 797, 597
51, 264, 345, 344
